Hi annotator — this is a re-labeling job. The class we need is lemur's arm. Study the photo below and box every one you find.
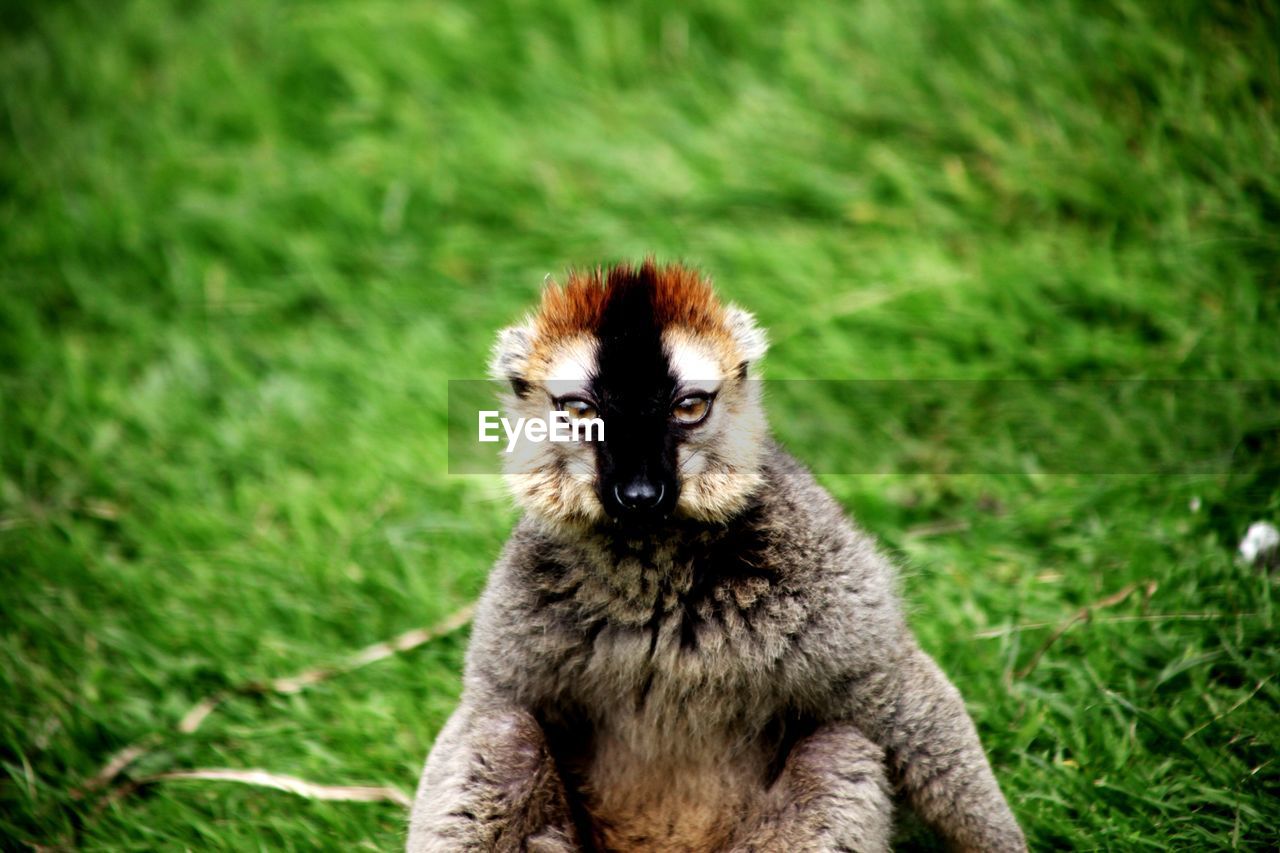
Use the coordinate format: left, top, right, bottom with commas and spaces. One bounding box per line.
853, 642, 1026, 853
406, 698, 577, 853
730, 722, 893, 853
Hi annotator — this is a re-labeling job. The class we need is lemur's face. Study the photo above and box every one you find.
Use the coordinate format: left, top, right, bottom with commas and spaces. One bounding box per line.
491, 261, 768, 530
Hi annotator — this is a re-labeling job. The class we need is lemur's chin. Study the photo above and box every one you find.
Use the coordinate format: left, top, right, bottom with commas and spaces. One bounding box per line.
607, 519, 670, 545
605, 509, 672, 529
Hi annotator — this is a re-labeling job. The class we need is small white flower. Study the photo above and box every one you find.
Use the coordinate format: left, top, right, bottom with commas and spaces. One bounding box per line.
1239, 521, 1280, 566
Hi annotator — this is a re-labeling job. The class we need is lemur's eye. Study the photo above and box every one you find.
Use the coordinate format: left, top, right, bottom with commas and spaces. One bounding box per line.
557, 397, 598, 421
672, 394, 712, 425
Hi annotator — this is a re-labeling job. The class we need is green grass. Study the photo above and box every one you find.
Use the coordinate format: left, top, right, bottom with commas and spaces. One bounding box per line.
3, 0, 1278, 848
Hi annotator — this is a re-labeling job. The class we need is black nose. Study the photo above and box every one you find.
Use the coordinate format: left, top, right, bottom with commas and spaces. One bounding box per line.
614, 479, 664, 512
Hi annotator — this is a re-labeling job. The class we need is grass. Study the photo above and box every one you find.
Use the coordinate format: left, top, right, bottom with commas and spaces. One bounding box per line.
2, 0, 1278, 848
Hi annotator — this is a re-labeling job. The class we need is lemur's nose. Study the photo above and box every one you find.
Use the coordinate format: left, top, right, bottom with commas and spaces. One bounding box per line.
615, 479, 664, 512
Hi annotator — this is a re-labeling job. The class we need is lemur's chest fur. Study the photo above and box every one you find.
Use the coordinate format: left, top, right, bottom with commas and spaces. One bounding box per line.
518, 518, 816, 851
524, 511, 810, 709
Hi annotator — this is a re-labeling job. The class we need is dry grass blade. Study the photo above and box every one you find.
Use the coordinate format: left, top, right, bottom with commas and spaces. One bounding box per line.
1181, 677, 1273, 742
972, 611, 1250, 640
143, 768, 412, 808
178, 692, 227, 734
1012, 580, 1157, 682
83, 605, 474, 793
74, 735, 160, 797
270, 604, 475, 696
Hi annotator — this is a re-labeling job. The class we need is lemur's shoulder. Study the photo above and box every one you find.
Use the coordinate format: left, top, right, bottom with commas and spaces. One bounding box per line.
752, 441, 898, 587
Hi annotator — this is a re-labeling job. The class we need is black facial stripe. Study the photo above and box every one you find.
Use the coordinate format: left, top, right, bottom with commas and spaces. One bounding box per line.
591, 267, 681, 518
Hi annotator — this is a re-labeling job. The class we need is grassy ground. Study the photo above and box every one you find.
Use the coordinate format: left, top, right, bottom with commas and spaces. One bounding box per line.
3, 0, 1279, 849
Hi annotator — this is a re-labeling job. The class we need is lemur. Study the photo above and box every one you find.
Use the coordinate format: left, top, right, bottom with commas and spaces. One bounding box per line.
409, 261, 1025, 852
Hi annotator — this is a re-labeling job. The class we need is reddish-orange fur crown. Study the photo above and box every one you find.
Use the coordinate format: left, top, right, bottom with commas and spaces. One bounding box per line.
534, 260, 726, 339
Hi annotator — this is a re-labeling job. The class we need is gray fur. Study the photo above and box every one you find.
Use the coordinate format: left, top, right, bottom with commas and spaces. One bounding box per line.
409, 444, 1025, 852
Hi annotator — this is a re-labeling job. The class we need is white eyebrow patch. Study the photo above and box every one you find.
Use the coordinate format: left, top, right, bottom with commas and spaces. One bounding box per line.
542, 335, 599, 397
663, 331, 724, 389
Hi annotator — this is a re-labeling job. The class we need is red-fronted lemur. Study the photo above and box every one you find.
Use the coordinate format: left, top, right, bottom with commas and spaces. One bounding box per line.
409, 261, 1025, 852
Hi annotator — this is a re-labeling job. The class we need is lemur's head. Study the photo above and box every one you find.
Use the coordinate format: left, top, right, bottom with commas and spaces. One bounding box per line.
491, 260, 768, 531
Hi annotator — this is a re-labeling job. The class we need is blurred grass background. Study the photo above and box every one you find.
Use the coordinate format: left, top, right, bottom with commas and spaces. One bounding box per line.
2, 0, 1278, 848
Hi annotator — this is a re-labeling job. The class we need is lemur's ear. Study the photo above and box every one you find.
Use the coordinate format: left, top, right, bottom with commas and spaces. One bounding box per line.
489, 320, 535, 397
725, 305, 768, 373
